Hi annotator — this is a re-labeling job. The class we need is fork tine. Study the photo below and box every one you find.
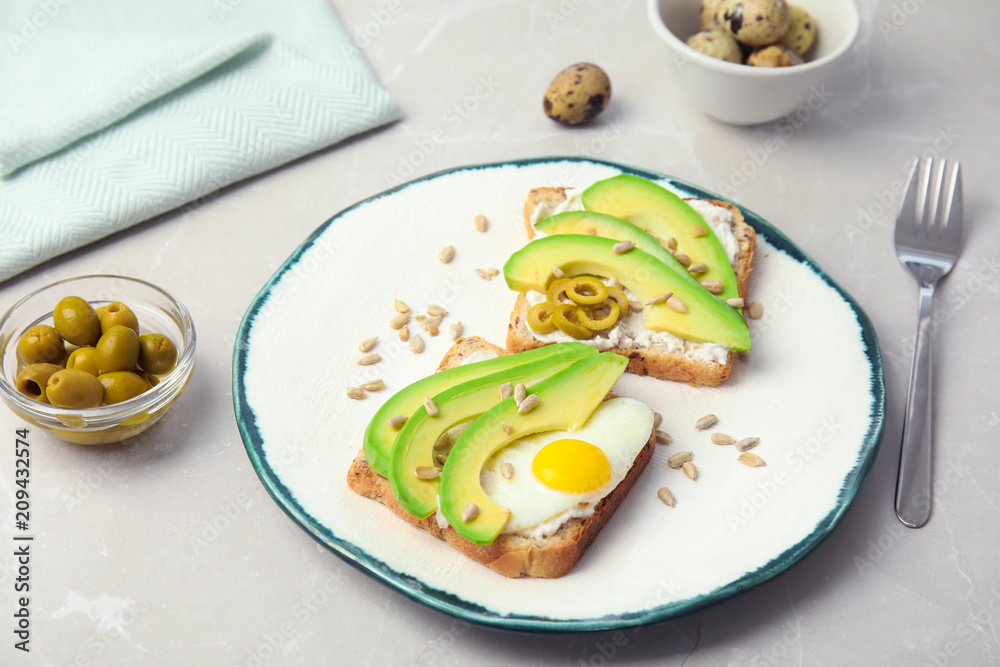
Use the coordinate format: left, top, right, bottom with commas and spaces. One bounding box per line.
927, 158, 946, 237
944, 161, 963, 243
898, 157, 921, 232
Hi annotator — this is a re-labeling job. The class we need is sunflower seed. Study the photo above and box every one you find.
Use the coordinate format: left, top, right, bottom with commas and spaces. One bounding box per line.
748, 301, 764, 320
613, 240, 635, 254
423, 397, 439, 416
360, 379, 384, 392
687, 262, 708, 274
514, 383, 526, 405
666, 237, 678, 251
585, 227, 597, 235
727, 298, 745, 308
736, 437, 760, 452
666, 296, 688, 313
499, 462, 514, 479
628, 300, 645, 312
388, 415, 407, 430
357, 353, 381, 366
657, 487, 676, 507
701, 280, 723, 295
501, 423, 513, 435
667, 451, 692, 468
475, 268, 491, 280
607, 276, 620, 288
439, 245, 455, 263
691, 225, 709, 238
428, 323, 439, 337
345, 387, 365, 399
414, 466, 439, 480
487, 268, 499, 277
461, 503, 479, 523
674, 252, 692, 268
450, 321, 463, 340
738, 452, 766, 467
551, 265, 565, 279
358, 336, 378, 352
682, 461, 698, 480
653, 412, 663, 430
409, 335, 424, 353
646, 292, 672, 306
474, 213, 489, 232
398, 326, 410, 342
695, 414, 718, 430
655, 429, 673, 446
394, 299, 411, 313
517, 393, 539, 414
427, 304, 448, 317
711, 433, 736, 445
415, 313, 426, 323
389, 312, 410, 329
498, 381, 513, 401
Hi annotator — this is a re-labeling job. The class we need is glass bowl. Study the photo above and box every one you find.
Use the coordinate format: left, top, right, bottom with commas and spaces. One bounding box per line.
0, 275, 196, 445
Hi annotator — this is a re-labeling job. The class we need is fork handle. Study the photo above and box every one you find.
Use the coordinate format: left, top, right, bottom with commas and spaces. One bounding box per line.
895, 281, 936, 528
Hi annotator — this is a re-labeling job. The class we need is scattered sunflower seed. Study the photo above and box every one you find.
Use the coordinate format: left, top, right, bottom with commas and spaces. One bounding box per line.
513, 383, 526, 405
736, 437, 761, 452
682, 461, 698, 480
748, 301, 764, 320
474, 213, 489, 232
701, 280, 723, 295
691, 225, 709, 238
475, 268, 491, 280
655, 429, 673, 446
646, 292, 672, 306
738, 452, 766, 467
427, 304, 448, 317
487, 268, 500, 277
517, 393, 539, 414
695, 414, 718, 430
389, 312, 410, 329
499, 461, 514, 479
498, 382, 513, 401
552, 265, 565, 279
501, 423, 513, 435
358, 336, 378, 353
388, 415, 408, 430
409, 335, 424, 353
628, 300, 644, 312
415, 313, 427, 323
346, 387, 365, 400
711, 433, 736, 445
657, 487, 676, 507
667, 237, 678, 251
653, 412, 663, 430
675, 252, 692, 267
461, 503, 479, 523
394, 299, 411, 313
450, 321, 463, 341
414, 466, 440, 480
439, 245, 456, 263
607, 276, 620, 288
399, 326, 410, 342
357, 353, 381, 366
585, 227, 597, 235
360, 379, 385, 392
423, 397, 439, 416
613, 240, 635, 254
727, 297, 745, 308
666, 296, 688, 313
428, 323, 440, 337
667, 451, 693, 468
687, 262, 708, 274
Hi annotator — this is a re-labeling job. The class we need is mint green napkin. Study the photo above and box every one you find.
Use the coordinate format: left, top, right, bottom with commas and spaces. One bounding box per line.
0, 0, 400, 281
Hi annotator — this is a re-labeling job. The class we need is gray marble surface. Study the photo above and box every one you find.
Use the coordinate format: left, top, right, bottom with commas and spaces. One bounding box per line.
1, 0, 998, 665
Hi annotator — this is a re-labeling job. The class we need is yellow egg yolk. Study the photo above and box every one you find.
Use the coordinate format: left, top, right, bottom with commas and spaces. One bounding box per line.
531, 439, 611, 493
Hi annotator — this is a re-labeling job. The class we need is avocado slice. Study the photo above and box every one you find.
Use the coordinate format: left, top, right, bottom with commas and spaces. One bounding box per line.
438, 352, 629, 545
503, 234, 750, 350
582, 174, 741, 301
363, 342, 596, 478
388, 343, 597, 519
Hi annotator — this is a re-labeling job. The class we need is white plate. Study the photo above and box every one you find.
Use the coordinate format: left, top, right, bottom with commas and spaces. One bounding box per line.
234, 157, 885, 632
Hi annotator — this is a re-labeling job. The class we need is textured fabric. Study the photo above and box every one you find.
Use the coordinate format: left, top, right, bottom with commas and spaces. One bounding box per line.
0, 0, 400, 281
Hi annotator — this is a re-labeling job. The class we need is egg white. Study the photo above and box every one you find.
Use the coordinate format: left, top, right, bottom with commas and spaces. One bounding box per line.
480, 397, 654, 540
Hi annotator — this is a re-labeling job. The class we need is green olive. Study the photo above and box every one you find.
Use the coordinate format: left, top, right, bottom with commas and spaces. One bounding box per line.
99, 301, 139, 335
137, 333, 178, 375
16, 324, 66, 365
95, 325, 140, 374
53, 296, 101, 346
15, 363, 63, 403
98, 371, 150, 404
45, 368, 104, 408
66, 346, 100, 376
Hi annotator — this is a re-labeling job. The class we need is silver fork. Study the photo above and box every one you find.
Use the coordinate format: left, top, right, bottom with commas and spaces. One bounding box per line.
894, 157, 963, 528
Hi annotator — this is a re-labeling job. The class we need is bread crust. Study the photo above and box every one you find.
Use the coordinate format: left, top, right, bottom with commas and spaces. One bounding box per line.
345, 336, 656, 578
507, 186, 756, 387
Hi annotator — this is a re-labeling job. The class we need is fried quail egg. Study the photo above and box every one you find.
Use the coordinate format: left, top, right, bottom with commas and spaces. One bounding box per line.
480, 397, 653, 539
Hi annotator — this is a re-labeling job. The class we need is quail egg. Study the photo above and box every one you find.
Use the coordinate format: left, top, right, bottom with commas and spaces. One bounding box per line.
716, 0, 792, 46
543, 63, 612, 126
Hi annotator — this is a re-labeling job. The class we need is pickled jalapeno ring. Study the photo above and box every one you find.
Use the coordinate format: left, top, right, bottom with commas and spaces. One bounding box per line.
546, 278, 571, 305
606, 286, 629, 316
527, 301, 558, 334
553, 304, 592, 340
578, 299, 620, 331
565, 276, 608, 305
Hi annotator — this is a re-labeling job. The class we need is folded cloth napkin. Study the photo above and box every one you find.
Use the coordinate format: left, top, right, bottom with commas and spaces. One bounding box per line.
0, 0, 400, 282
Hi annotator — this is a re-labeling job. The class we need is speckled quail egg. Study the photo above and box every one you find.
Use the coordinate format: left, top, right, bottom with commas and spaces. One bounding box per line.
780, 5, 816, 55
699, 0, 724, 30
686, 29, 742, 64
543, 63, 611, 126
746, 43, 804, 67
715, 0, 792, 47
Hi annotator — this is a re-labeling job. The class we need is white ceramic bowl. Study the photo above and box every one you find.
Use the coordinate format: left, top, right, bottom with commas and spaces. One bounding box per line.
648, 0, 860, 125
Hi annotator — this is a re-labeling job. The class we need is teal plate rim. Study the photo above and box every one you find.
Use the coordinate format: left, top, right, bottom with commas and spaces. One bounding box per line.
233, 156, 886, 634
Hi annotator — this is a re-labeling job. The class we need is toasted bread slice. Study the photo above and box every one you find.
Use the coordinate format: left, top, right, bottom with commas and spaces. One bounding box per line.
346, 336, 656, 579
507, 186, 756, 387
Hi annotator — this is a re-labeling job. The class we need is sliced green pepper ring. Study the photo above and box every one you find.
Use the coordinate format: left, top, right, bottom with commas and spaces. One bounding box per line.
546, 278, 571, 305
527, 301, 558, 333
553, 304, 593, 340
578, 299, 620, 331
606, 286, 629, 316
565, 276, 608, 306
